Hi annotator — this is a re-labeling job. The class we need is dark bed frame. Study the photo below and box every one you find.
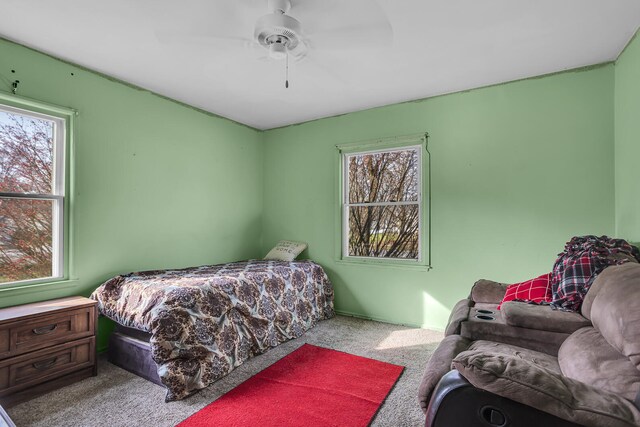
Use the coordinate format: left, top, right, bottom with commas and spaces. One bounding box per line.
108, 324, 164, 387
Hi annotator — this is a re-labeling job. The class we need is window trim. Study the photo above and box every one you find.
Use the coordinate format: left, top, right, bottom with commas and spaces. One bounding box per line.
335, 133, 431, 270
0, 92, 76, 289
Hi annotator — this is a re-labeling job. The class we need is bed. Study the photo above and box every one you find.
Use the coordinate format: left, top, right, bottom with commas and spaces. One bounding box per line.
91, 259, 334, 401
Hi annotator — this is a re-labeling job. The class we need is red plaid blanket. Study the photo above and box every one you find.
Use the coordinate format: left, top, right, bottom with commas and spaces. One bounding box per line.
551, 235, 640, 311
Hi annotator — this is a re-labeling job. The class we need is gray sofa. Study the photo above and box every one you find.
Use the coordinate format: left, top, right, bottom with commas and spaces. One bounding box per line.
445, 278, 592, 356
419, 262, 640, 427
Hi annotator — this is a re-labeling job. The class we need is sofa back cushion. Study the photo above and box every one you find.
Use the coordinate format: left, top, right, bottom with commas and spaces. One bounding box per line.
559, 327, 640, 401
580, 264, 611, 320
471, 279, 508, 304
590, 263, 640, 370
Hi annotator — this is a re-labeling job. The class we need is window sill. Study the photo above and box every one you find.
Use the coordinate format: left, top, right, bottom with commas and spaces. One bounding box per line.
335, 258, 432, 271
0, 279, 80, 297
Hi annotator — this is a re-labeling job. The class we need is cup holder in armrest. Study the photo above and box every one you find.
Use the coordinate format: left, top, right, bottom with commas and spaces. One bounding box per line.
476, 309, 495, 315
475, 315, 495, 321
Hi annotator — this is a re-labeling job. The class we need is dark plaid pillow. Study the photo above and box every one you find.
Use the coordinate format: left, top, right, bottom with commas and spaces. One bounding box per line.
551, 255, 597, 311
551, 235, 640, 311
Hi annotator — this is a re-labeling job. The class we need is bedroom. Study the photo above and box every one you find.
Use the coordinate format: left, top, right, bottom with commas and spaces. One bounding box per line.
0, 0, 639, 426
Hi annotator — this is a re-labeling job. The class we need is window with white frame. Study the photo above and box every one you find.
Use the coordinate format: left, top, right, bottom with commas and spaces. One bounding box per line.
343, 144, 423, 261
0, 103, 66, 285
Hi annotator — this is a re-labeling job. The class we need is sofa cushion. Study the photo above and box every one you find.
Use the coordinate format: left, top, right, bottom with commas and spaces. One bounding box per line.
452, 350, 640, 427
580, 264, 610, 321
418, 334, 472, 413
559, 327, 640, 401
498, 273, 552, 309
471, 279, 508, 304
444, 299, 471, 336
590, 263, 640, 370
501, 301, 591, 334
468, 340, 561, 374
460, 308, 569, 356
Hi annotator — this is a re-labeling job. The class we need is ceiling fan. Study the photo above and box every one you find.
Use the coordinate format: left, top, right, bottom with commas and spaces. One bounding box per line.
155, 0, 393, 88
254, 0, 307, 61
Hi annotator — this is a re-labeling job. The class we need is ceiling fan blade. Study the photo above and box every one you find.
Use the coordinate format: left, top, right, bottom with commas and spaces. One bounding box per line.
301, 54, 350, 86
292, 0, 393, 50
148, 0, 264, 44
150, 0, 266, 20
306, 25, 393, 51
155, 30, 256, 49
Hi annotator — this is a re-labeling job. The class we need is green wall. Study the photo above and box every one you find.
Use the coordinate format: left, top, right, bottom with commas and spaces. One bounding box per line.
0, 38, 264, 330
615, 32, 640, 241
262, 65, 616, 330
0, 36, 624, 336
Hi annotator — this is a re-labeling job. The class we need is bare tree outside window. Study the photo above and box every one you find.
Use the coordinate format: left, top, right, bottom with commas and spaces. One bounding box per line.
345, 147, 421, 259
0, 108, 60, 284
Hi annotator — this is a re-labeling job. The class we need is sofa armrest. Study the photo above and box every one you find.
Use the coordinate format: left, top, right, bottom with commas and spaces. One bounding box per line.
451, 350, 640, 427
470, 279, 508, 304
501, 301, 591, 334
426, 370, 581, 427
444, 299, 471, 336
418, 334, 471, 413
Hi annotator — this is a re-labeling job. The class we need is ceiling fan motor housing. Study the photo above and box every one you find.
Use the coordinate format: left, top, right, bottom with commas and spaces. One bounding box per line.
255, 13, 302, 51
268, 0, 291, 14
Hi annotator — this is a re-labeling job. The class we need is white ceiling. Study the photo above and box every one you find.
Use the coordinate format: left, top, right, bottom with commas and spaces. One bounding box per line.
1, 0, 639, 130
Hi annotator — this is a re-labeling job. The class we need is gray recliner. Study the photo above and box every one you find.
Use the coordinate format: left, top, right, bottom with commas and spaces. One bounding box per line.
419, 263, 640, 427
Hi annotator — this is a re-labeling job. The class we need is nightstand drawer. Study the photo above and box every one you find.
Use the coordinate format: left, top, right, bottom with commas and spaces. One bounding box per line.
0, 307, 95, 360
0, 337, 94, 397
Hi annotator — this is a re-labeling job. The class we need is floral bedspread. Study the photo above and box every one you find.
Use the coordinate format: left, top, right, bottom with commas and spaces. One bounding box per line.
91, 259, 335, 401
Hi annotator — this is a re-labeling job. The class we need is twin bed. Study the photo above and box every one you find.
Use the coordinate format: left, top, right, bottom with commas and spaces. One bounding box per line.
91, 259, 334, 401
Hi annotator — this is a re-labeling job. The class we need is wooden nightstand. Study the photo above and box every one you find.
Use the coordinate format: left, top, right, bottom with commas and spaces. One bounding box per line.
0, 296, 97, 407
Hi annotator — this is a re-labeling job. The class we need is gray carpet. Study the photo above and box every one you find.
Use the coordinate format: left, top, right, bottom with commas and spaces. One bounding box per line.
7, 316, 442, 427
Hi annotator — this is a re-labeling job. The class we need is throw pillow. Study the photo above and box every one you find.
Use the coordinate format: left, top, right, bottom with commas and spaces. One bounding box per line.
497, 273, 552, 310
264, 240, 307, 261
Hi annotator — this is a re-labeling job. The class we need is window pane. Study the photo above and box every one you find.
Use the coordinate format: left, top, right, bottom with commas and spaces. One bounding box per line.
0, 197, 53, 283
348, 204, 419, 259
0, 110, 55, 194
348, 149, 419, 203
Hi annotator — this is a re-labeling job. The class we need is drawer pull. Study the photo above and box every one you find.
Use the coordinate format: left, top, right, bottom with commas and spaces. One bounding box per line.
32, 324, 58, 335
32, 357, 58, 370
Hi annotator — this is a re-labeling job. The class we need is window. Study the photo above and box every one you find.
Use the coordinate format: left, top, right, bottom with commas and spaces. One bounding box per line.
0, 102, 67, 286
339, 134, 429, 266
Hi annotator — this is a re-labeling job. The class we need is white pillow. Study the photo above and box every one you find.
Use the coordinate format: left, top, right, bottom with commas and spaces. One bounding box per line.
264, 240, 308, 261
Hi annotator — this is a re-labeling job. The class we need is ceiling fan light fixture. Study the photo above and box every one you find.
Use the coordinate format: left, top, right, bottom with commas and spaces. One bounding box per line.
269, 42, 287, 60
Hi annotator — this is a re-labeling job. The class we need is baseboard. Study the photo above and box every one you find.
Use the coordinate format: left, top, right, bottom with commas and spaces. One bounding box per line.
334, 309, 445, 332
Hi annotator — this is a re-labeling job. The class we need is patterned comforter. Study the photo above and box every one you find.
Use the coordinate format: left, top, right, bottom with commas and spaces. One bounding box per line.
91, 260, 334, 401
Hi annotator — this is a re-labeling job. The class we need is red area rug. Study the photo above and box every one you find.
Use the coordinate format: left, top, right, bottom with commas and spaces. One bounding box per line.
178, 344, 404, 427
